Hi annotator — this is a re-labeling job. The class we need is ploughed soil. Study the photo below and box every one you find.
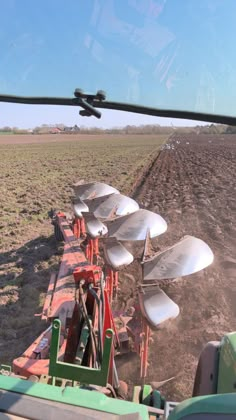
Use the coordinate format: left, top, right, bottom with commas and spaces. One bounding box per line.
116, 133, 236, 401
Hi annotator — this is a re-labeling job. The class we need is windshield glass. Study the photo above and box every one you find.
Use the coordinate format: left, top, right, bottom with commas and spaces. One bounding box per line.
1, 1, 235, 116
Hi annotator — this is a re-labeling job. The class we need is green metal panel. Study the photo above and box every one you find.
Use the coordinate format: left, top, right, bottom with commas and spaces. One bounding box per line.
49, 319, 113, 386
169, 393, 236, 420
151, 390, 163, 410
217, 332, 236, 393
0, 375, 149, 419
141, 384, 152, 406
132, 385, 141, 403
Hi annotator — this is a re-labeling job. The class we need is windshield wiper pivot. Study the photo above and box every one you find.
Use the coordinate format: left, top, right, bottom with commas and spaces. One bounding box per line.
74, 88, 106, 119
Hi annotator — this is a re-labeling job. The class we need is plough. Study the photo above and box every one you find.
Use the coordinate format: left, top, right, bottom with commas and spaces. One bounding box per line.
7, 180, 235, 419
1, 181, 236, 418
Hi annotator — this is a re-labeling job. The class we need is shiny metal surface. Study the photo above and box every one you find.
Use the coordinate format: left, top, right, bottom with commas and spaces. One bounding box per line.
84, 213, 108, 238
73, 182, 119, 200
139, 286, 179, 328
85, 193, 139, 220
143, 235, 214, 281
106, 209, 167, 241
103, 237, 134, 270
73, 199, 89, 218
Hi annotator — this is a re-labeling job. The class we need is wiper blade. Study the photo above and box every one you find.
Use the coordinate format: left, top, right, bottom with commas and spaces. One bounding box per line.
0, 90, 236, 125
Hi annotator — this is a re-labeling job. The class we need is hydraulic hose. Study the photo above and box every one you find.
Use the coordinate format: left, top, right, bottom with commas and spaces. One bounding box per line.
88, 285, 103, 364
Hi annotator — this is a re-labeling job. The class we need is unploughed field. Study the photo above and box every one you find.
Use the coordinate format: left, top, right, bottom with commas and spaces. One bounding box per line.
0, 134, 165, 362
0, 133, 236, 402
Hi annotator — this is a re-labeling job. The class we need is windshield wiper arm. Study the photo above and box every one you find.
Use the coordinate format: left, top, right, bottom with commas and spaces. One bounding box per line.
1, 90, 236, 125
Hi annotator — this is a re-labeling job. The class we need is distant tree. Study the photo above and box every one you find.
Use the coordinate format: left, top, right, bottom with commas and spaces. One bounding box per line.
225, 125, 236, 134
33, 127, 41, 134
1, 126, 12, 132
208, 124, 219, 134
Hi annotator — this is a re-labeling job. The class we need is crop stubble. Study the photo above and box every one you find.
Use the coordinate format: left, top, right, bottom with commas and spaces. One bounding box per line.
0, 134, 164, 363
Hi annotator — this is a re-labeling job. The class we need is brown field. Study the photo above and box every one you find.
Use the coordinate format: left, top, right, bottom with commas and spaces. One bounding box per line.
0, 132, 235, 402
0, 133, 165, 362
0, 133, 153, 145
117, 133, 236, 400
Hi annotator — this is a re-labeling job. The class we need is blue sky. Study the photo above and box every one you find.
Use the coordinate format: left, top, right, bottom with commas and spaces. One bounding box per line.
0, 0, 236, 123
